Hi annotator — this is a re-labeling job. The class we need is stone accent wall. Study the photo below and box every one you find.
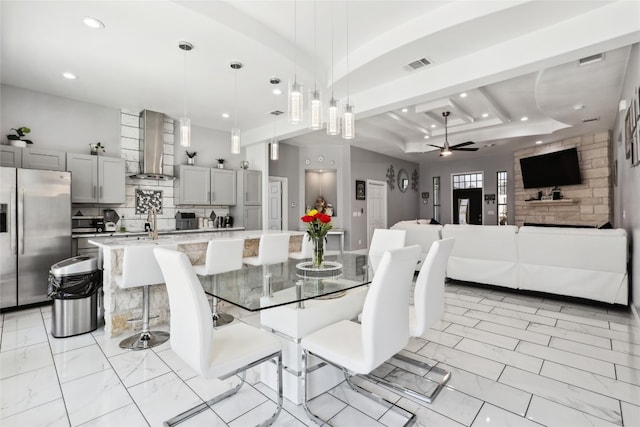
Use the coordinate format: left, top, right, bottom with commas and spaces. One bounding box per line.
514, 131, 612, 227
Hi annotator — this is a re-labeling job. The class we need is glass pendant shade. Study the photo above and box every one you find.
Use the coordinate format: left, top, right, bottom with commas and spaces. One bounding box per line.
180, 117, 191, 147
342, 104, 355, 140
288, 81, 303, 124
231, 128, 241, 154
309, 89, 322, 130
326, 98, 340, 135
270, 138, 279, 160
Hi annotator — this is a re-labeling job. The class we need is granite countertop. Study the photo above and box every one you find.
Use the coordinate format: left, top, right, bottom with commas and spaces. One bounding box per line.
73, 227, 245, 239
88, 229, 305, 249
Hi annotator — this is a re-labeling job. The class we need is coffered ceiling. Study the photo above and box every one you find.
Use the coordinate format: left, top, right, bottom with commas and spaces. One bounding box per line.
1, 1, 639, 162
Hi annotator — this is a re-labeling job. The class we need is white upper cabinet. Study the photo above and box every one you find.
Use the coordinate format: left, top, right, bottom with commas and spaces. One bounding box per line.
211, 169, 236, 205
22, 148, 66, 171
175, 165, 211, 205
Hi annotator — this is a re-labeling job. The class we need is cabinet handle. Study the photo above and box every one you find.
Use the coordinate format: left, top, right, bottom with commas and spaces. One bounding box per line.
92, 185, 96, 198
100, 186, 103, 199
245, 192, 248, 202
211, 191, 214, 201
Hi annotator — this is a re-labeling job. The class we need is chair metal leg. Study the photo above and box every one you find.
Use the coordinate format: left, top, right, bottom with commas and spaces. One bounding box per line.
365, 352, 451, 404
211, 276, 234, 327
163, 351, 283, 427
119, 286, 170, 350
302, 349, 416, 426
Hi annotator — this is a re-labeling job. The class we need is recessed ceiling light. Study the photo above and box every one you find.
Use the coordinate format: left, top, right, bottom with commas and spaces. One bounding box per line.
272, 88, 282, 95
520, 116, 528, 121
83, 17, 105, 29
62, 72, 77, 80
222, 113, 230, 119
431, 124, 436, 128
535, 140, 543, 144
423, 135, 430, 139
482, 113, 489, 118
573, 104, 585, 111
402, 108, 408, 113
460, 92, 467, 98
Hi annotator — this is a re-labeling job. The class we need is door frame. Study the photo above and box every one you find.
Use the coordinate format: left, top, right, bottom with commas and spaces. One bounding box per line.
450, 171, 484, 225
268, 176, 288, 230
366, 179, 387, 246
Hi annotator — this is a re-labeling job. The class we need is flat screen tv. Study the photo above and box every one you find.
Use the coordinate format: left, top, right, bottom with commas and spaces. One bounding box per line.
520, 148, 582, 189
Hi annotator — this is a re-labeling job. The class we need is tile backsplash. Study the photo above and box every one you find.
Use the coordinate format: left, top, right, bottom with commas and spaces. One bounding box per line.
71, 110, 229, 231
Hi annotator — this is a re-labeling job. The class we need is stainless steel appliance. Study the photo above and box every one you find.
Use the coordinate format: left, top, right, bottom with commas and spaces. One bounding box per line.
72, 216, 105, 233
175, 212, 197, 230
1, 167, 71, 309
103, 209, 119, 232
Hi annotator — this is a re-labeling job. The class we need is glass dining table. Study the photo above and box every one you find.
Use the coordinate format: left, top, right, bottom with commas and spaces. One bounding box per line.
198, 253, 372, 311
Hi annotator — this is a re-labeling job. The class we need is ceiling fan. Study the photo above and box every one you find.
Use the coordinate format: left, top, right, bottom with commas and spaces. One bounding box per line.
428, 111, 479, 157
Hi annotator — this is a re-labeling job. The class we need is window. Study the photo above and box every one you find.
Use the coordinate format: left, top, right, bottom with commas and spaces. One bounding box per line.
452, 173, 483, 189
433, 176, 440, 222
497, 171, 508, 225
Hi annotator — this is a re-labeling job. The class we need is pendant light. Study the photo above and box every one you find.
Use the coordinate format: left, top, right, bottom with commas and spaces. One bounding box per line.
230, 61, 242, 154
342, 1, 355, 140
326, 0, 340, 136
270, 96, 279, 161
288, 0, 303, 124
178, 41, 193, 147
309, 0, 322, 130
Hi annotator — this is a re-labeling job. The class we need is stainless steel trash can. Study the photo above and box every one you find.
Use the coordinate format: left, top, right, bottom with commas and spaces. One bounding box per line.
49, 256, 102, 338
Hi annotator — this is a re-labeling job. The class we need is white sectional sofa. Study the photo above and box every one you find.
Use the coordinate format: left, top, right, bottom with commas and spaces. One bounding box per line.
390, 220, 442, 270
389, 221, 629, 305
441, 224, 520, 289
517, 226, 628, 305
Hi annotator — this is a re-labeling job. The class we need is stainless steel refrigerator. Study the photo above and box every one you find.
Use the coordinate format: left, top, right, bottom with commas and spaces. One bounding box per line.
1, 167, 71, 309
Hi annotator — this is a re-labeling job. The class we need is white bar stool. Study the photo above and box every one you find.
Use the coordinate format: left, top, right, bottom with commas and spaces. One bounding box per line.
192, 239, 244, 327
289, 234, 313, 260
116, 244, 176, 350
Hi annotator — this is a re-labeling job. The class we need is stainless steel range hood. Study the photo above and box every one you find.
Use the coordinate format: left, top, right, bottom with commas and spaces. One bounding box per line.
130, 110, 174, 180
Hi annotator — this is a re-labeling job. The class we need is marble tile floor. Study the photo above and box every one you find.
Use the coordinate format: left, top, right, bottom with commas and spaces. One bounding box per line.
1, 281, 640, 427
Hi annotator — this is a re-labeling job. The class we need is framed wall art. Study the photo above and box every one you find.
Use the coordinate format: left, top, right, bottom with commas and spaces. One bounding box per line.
355, 180, 366, 200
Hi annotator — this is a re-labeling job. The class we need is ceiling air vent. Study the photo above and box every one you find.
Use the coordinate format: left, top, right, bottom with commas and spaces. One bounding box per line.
582, 117, 600, 123
403, 57, 432, 72
269, 110, 284, 116
578, 53, 604, 66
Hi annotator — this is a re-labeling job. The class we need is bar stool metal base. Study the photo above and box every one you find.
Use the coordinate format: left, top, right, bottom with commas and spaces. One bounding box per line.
119, 330, 170, 350
212, 312, 234, 327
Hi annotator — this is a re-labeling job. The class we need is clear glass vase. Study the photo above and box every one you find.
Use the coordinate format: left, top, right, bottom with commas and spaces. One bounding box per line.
312, 236, 324, 268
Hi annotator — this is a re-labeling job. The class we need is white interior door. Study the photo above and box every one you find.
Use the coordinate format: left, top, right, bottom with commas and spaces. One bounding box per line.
366, 180, 387, 246
268, 181, 282, 230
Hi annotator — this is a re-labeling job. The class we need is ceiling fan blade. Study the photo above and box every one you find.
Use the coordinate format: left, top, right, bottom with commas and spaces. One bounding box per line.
451, 147, 479, 151
450, 141, 475, 148
427, 144, 443, 149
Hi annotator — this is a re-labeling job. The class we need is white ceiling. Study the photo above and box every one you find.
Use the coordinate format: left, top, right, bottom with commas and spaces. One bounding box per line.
2, 1, 639, 162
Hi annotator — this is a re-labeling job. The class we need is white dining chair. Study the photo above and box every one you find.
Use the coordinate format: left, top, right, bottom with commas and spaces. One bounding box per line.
192, 238, 244, 326
289, 234, 313, 260
154, 248, 283, 427
397, 237, 455, 404
115, 244, 177, 350
368, 228, 407, 274
243, 233, 291, 266
300, 245, 421, 426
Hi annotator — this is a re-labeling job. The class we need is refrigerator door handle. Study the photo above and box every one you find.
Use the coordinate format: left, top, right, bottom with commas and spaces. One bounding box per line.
10, 187, 16, 255
18, 188, 24, 255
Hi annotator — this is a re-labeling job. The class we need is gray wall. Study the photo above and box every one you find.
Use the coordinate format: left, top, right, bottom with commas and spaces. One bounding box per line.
174, 124, 243, 168
269, 142, 300, 230
614, 42, 640, 311
1, 84, 120, 155
349, 146, 420, 250
419, 151, 515, 225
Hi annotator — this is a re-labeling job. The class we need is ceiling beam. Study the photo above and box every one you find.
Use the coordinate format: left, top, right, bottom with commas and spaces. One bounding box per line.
477, 87, 511, 123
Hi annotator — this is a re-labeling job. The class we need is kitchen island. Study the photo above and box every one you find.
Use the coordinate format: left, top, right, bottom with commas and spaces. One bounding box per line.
90, 230, 304, 337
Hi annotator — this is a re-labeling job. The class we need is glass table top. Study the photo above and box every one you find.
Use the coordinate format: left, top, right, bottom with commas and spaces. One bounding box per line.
199, 253, 371, 311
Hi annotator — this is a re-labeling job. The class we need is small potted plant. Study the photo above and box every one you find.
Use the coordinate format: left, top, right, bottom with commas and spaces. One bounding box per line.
90, 142, 105, 155
186, 151, 197, 165
216, 158, 225, 169
7, 127, 33, 147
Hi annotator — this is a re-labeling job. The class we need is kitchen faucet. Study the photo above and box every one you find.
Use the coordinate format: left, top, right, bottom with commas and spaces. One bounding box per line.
147, 207, 158, 240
